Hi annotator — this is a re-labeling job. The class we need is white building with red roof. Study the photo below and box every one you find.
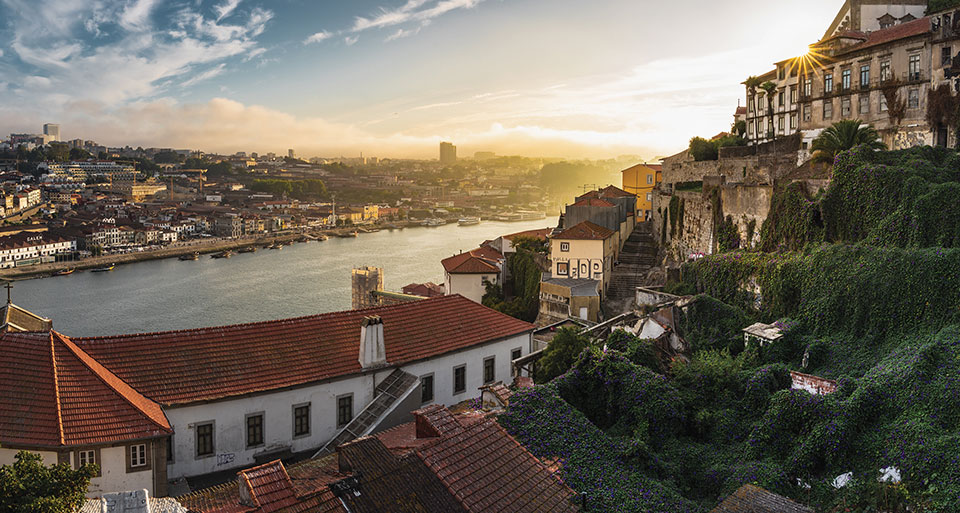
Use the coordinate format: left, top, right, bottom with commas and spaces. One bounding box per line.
440, 246, 505, 303
0, 295, 534, 496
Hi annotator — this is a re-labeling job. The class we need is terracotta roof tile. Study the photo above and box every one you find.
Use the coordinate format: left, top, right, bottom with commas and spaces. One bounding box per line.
501, 228, 551, 242
239, 460, 299, 513
569, 198, 615, 208
442, 248, 502, 274
711, 484, 813, 513
416, 418, 579, 513
74, 296, 533, 405
552, 221, 616, 241
0, 331, 171, 448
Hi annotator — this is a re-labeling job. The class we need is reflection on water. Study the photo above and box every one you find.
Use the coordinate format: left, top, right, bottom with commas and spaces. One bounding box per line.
14, 218, 557, 336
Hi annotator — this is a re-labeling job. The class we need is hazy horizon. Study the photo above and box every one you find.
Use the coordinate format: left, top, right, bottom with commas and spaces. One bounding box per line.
1, 0, 841, 160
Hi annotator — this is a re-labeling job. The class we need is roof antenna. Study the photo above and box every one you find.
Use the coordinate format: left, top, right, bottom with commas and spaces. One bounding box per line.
5, 281, 12, 304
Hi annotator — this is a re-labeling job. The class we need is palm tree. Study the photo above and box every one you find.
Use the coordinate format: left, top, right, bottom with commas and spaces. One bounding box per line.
760, 81, 778, 142
744, 76, 763, 146
810, 119, 887, 163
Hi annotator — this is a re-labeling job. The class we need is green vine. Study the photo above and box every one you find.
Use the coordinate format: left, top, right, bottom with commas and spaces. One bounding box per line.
669, 195, 680, 237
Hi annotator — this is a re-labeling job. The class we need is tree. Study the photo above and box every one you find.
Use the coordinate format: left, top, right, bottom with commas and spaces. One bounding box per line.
68, 148, 92, 161
760, 81, 778, 141
810, 119, 886, 163
689, 137, 719, 161
732, 119, 747, 138
743, 76, 764, 145
536, 327, 590, 383
0, 451, 97, 513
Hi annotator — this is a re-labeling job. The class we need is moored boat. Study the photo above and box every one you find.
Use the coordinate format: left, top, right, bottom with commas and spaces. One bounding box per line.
211, 250, 232, 259
238, 246, 257, 253
179, 253, 199, 261
91, 264, 115, 272
53, 268, 75, 276
458, 217, 480, 226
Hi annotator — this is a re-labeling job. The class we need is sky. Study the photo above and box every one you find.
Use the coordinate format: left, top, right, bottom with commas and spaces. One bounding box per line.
0, 0, 842, 160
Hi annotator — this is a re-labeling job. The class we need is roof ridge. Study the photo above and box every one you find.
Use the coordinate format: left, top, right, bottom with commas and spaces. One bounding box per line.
52, 331, 171, 434
49, 332, 65, 445
73, 295, 453, 343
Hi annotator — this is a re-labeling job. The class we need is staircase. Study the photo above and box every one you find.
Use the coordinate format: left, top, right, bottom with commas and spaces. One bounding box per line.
313, 368, 420, 458
604, 227, 658, 313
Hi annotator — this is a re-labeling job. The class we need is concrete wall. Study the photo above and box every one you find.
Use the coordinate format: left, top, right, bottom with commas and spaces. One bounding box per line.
444, 272, 497, 304
164, 332, 530, 479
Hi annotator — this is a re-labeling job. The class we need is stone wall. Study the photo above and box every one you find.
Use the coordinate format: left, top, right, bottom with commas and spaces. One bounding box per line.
662, 152, 797, 187
652, 183, 775, 267
720, 185, 773, 250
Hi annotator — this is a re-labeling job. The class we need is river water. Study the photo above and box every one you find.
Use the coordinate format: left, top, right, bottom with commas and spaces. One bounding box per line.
12, 218, 557, 336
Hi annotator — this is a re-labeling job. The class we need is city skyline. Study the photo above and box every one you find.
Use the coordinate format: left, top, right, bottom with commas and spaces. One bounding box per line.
2, 0, 840, 159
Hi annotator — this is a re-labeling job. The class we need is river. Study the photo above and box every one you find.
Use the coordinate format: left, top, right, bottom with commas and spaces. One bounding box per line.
11, 218, 557, 336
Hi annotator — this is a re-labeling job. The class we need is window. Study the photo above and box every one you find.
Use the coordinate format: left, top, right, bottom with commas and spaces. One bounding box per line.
908, 88, 920, 108
778, 115, 784, 132
803, 77, 812, 97
556, 261, 569, 276
859, 95, 869, 114
860, 65, 870, 88
453, 365, 466, 395
880, 60, 891, 82
944, 46, 953, 66
560, 242, 569, 252
909, 54, 921, 80
748, 98, 754, 113
646, 174, 653, 185
483, 356, 495, 384
293, 404, 310, 437
803, 104, 812, 122
511, 348, 522, 362
337, 395, 353, 428
790, 86, 796, 104
841, 69, 851, 90
78, 450, 95, 467
824, 101, 833, 120
824, 73, 833, 93
421, 374, 434, 403
246, 413, 264, 448
646, 192, 652, 201
841, 97, 851, 117
130, 443, 147, 467
790, 113, 797, 129
196, 423, 214, 457
777, 91, 784, 108
778, 66, 785, 80
880, 94, 888, 112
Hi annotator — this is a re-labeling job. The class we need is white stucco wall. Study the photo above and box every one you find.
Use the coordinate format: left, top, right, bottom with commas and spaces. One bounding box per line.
0, 446, 155, 498
0, 448, 58, 466
166, 332, 531, 479
444, 272, 497, 304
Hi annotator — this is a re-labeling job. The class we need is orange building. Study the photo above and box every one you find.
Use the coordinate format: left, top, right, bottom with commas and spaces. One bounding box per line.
621, 163, 662, 220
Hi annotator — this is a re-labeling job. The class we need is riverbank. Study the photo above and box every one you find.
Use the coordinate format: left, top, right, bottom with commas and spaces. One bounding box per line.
0, 229, 359, 280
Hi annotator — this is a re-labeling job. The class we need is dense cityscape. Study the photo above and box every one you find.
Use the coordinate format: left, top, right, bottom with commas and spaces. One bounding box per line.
4, 0, 960, 512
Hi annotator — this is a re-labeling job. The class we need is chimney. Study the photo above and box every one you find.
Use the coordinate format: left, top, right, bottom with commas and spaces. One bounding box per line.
359, 316, 386, 368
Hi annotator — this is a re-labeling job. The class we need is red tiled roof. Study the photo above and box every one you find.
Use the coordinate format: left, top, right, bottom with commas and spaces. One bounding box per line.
735, 106, 747, 115
74, 295, 533, 405
416, 417, 579, 513
825, 17, 930, 56
0, 232, 71, 251
0, 331, 171, 448
442, 249, 501, 274
239, 460, 298, 513
401, 282, 445, 298
552, 220, 616, 241
570, 198, 615, 208
598, 185, 635, 198
502, 228, 551, 242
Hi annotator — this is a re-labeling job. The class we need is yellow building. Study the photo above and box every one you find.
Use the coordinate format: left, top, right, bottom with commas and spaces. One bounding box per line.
549, 221, 617, 296
621, 163, 662, 220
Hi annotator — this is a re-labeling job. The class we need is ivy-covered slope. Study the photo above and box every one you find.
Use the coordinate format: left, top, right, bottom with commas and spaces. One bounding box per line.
500, 148, 960, 512
760, 146, 960, 251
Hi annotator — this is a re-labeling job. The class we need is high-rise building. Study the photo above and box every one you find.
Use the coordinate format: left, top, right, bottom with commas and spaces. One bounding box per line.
288, 149, 295, 158
439, 142, 457, 164
43, 124, 60, 142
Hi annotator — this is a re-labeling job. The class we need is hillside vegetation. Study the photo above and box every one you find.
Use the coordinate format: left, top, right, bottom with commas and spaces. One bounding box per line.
499, 147, 960, 512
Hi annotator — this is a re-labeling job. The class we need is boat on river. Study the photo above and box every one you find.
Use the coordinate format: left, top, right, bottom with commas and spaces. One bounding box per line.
53, 268, 75, 276
238, 246, 257, 253
179, 253, 199, 261
91, 264, 115, 272
458, 217, 480, 226
211, 250, 232, 259
423, 218, 446, 227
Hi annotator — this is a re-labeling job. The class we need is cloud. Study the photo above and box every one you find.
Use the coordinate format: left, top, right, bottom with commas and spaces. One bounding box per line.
214, 0, 242, 22
344, 35, 359, 46
119, 0, 160, 31
303, 31, 333, 45
3, 0, 273, 107
181, 63, 226, 87
384, 24, 424, 42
